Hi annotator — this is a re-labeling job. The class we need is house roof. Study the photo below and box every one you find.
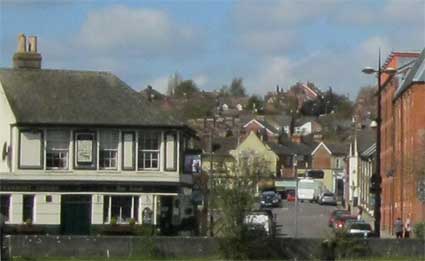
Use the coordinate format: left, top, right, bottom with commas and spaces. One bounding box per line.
356, 128, 376, 153
311, 142, 347, 156
242, 118, 279, 134
202, 135, 238, 156
0, 68, 185, 127
360, 143, 376, 159
394, 48, 425, 100
268, 140, 315, 156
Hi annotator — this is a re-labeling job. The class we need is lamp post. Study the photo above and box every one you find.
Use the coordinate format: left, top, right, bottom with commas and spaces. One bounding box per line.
362, 49, 397, 237
293, 154, 298, 238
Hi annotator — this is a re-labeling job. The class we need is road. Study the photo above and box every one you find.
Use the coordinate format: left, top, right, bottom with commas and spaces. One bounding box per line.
273, 200, 338, 238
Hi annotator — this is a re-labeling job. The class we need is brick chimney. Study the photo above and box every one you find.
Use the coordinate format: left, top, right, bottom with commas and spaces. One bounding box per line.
291, 133, 303, 144
13, 34, 42, 69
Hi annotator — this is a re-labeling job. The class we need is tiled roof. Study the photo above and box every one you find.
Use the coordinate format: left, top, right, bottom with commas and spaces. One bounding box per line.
394, 48, 425, 100
0, 68, 185, 127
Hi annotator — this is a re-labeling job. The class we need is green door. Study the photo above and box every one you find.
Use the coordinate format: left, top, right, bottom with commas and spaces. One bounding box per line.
61, 195, 91, 235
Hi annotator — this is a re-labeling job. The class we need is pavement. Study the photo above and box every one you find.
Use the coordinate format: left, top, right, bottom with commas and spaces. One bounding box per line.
357, 210, 393, 238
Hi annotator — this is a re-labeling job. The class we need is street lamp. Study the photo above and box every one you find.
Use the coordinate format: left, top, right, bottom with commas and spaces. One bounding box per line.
362, 49, 397, 237
293, 154, 298, 238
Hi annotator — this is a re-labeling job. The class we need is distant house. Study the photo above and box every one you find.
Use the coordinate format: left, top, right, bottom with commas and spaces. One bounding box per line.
242, 118, 279, 142
294, 118, 322, 136
0, 34, 196, 235
311, 142, 347, 195
358, 143, 376, 216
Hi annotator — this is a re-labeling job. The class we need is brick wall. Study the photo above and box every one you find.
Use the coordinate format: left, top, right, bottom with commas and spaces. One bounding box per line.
312, 146, 331, 170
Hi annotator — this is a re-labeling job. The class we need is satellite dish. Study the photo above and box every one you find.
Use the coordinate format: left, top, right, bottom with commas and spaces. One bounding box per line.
2, 142, 7, 160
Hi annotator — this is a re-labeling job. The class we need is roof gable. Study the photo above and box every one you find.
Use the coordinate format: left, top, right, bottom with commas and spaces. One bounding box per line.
311, 142, 332, 155
243, 119, 278, 135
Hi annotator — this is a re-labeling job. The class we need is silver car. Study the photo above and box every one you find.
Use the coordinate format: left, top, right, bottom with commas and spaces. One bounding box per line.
345, 221, 373, 238
319, 192, 337, 205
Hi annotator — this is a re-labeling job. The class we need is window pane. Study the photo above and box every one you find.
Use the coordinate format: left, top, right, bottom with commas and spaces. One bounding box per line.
0, 194, 10, 221
20, 131, 42, 168
46, 130, 69, 169
138, 131, 160, 170
100, 130, 118, 169
111, 196, 132, 223
23, 195, 35, 222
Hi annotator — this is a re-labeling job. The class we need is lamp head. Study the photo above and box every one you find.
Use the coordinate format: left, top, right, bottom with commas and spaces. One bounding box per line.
362, 67, 376, 74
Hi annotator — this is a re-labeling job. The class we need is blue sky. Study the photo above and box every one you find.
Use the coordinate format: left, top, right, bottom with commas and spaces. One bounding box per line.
1, 0, 424, 98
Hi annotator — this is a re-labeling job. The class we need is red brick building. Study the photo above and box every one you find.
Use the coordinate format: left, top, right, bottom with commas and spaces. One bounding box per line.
380, 50, 424, 234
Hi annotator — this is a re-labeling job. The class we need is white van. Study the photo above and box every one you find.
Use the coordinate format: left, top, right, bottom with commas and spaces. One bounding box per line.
297, 178, 316, 202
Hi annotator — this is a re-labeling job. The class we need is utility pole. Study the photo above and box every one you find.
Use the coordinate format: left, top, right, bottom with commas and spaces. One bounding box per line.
293, 154, 298, 238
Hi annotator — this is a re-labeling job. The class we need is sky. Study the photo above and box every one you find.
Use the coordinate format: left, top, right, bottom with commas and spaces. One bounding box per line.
1, 0, 424, 98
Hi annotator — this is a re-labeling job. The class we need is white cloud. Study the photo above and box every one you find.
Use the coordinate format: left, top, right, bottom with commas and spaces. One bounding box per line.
76, 5, 202, 58
192, 74, 208, 88
146, 75, 169, 94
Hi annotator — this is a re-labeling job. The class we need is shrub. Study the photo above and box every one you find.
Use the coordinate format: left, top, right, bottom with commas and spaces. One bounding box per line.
24, 218, 32, 226
129, 218, 136, 226
413, 222, 425, 240
110, 217, 117, 225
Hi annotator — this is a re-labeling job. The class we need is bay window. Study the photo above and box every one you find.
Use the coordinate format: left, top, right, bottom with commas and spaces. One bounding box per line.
138, 131, 160, 170
99, 130, 119, 169
46, 130, 69, 169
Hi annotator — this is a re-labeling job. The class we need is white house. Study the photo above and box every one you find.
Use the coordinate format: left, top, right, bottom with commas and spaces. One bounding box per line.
0, 34, 196, 234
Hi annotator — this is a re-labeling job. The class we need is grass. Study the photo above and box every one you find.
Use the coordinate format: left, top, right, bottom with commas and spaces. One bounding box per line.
338, 257, 425, 261
12, 256, 222, 261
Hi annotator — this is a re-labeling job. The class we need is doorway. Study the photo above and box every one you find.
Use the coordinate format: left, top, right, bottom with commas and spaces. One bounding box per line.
60, 195, 91, 235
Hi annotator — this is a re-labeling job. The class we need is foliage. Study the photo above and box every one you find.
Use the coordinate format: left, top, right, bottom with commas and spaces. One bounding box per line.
110, 217, 117, 225
247, 95, 264, 113
301, 88, 353, 118
229, 78, 246, 97
413, 222, 425, 240
25, 218, 33, 226
174, 80, 200, 97
210, 152, 272, 259
321, 229, 371, 260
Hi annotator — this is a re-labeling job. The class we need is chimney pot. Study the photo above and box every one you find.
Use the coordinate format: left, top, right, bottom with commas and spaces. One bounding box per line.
17, 33, 26, 53
28, 36, 37, 53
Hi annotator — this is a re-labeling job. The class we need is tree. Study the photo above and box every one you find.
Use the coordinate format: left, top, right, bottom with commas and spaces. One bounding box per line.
247, 95, 264, 113
210, 151, 273, 259
229, 78, 246, 97
173, 80, 200, 97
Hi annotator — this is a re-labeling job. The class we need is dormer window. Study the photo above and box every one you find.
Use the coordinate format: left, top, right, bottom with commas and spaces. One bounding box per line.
99, 130, 119, 170
138, 131, 160, 170
46, 130, 69, 170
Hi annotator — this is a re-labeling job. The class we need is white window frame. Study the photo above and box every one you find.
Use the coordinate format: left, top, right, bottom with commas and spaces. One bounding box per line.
99, 130, 119, 170
46, 130, 70, 170
138, 131, 161, 170
18, 129, 44, 169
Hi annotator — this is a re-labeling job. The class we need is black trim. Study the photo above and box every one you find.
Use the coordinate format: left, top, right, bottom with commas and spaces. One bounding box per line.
73, 131, 97, 170
164, 131, 177, 171
121, 131, 135, 171
18, 129, 44, 170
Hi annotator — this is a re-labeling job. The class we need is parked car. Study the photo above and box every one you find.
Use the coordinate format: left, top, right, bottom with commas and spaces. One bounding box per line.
334, 214, 357, 230
244, 210, 275, 237
286, 189, 296, 202
345, 221, 373, 238
260, 191, 281, 208
319, 192, 337, 206
328, 209, 350, 227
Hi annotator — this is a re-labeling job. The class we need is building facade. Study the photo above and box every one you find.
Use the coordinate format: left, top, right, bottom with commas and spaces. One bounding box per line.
0, 34, 195, 235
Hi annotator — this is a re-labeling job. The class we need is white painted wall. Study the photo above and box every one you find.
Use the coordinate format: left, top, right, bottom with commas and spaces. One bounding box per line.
295, 122, 312, 135
0, 82, 16, 172
10, 193, 22, 224
92, 194, 103, 225
35, 193, 61, 224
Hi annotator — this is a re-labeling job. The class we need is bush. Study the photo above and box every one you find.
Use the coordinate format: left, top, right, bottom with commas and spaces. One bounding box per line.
413, 222, 425, 240
321, 230, 371, 260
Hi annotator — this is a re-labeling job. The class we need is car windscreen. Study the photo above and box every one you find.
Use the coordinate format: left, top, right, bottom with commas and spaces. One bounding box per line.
334, 210, 350, 217
323, 193, 334, 197
350, 223, 371, 230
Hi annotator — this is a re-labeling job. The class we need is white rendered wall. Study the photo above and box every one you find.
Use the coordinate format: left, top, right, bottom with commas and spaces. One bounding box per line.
9, 194, 22, 224
35, 193, 60, 224
92, 194, 103, 225
0, 82, 16, 172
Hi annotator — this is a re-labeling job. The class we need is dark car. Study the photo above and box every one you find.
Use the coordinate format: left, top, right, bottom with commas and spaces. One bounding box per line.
328, 209, 350, 227
260, 191, 281, 208
334, 215, 357, 230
